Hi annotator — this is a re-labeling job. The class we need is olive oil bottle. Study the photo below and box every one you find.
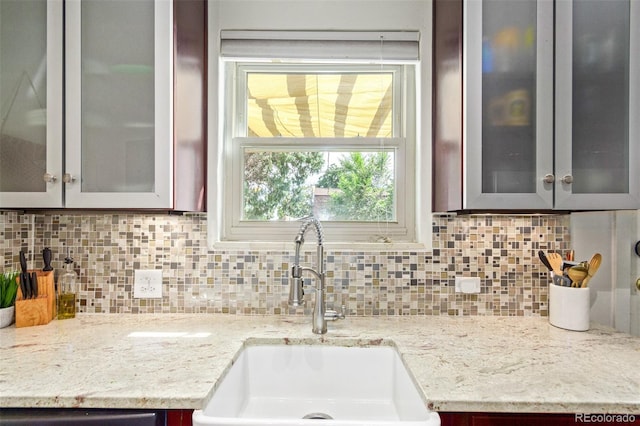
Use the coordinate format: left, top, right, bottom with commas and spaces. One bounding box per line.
57, 256, 77, 319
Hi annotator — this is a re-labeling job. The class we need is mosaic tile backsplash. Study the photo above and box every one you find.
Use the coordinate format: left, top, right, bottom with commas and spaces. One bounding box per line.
0, 211, 570, 316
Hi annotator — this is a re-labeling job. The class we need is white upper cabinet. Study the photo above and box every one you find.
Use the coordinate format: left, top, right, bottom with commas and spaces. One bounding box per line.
554, 0, 640, 210
464, 0, 553, 210
433, 0, 639, 212
65, 0, 172, 209
0, 0, 63, 208
0, 0, 206, 211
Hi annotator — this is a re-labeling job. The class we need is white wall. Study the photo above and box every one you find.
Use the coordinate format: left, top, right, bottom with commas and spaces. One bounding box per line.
571, 212, 615, 327
618, 211, 640, 336
211, 0, 430, 32
571, 211, 640, 336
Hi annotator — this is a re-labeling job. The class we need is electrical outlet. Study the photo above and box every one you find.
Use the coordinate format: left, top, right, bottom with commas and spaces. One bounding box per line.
455, 277, 481, 294
134, 270, 163, 299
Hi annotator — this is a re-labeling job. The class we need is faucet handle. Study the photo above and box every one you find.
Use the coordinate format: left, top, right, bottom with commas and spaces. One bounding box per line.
324, 305, 346, 321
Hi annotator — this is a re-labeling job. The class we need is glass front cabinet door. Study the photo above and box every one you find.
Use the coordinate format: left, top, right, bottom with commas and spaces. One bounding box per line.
464, 0, 554, 209
555, 0, 639, 210
0, 0, 63, 208
1, 0, 205, 210
435, 0, 639, 211
65, 0, 172, 208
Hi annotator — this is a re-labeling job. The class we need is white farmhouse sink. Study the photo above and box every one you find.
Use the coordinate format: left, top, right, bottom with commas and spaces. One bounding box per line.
193, 343, 440, 426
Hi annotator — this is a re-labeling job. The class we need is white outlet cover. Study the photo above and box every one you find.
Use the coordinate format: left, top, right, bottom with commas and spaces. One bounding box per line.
134, 270, 163, 299
455, 277, 481, 294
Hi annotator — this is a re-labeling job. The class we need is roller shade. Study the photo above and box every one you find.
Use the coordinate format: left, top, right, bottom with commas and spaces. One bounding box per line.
220, 30, 420, 61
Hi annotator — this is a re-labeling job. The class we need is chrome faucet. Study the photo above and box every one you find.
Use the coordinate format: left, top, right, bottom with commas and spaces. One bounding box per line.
289, 217, 344, 334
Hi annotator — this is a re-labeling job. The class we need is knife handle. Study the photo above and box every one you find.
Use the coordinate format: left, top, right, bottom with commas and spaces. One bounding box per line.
30, 272, 39, 298
43, 248, 53, 272
19, 272, 29, 299
26, 273, 33, 299
20, 250, 28, 273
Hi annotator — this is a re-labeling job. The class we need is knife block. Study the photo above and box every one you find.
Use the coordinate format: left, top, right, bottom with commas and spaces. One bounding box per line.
15, 271, 55, 328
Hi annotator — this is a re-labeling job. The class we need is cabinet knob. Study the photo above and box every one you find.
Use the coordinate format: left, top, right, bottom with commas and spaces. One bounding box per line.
561, 175, 574, 184
542, 174, 555, 184
63, 173, 76, 184
43, 173, 57, 183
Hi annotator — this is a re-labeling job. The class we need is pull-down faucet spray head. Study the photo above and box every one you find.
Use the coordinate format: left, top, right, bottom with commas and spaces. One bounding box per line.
289, 266, 305, 307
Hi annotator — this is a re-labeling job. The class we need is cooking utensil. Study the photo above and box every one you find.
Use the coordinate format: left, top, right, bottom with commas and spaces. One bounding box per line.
581, 253, 602, 288
546, 252, 564, 276
30, 272, 38, 298
19, 250, 30, 299
561, 260, 580, 270
567, 265, 588, 288
565, 250, 575, 261
42, 247, 53, 272
552, 273, 571, 287
18, 273, 28, 299
538, 250, 553, 271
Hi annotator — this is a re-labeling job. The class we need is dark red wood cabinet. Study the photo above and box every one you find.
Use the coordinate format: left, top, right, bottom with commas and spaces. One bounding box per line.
440, 412, 640, 426
167, 409, 194, 426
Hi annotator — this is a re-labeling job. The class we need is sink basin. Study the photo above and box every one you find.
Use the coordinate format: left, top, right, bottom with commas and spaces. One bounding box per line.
193, 342, 440, 426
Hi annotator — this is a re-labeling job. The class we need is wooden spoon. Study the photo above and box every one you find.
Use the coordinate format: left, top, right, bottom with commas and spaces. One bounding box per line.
567, 266, 588, 288
546, 252, 564, 276
581, 253, 602, 288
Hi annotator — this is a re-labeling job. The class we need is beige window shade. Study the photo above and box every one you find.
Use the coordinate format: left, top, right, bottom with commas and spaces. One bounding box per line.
245, 72, 393, 138
220, 30, 420, 61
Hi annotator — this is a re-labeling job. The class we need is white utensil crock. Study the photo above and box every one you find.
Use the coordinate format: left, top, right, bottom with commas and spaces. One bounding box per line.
549, 282, 590, 331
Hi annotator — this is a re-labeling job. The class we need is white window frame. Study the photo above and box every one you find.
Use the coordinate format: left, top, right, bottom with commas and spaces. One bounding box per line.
220, 61, 416, 244
206, 0, 434, 251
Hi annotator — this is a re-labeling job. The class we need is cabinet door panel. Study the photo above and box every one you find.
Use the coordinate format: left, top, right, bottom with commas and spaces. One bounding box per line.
65, 0, 171, 209
80, 0, 155, 194
555, 0, 640, 209
0, 0, 63, 208
464, 0, 553, 209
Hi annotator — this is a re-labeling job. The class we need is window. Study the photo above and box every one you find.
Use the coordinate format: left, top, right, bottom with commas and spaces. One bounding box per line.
222, 60, 416, 243
208, 22, 432, 248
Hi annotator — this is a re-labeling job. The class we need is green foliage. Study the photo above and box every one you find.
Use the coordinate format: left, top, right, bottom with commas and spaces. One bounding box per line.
244, 152, 325, 220
0, 271, 19, 308
243, 151, 394, 222
322, 152, 394, 221
316, 164, 341, 189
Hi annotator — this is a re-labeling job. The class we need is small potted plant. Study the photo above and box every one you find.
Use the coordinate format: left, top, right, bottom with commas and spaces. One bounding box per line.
0, 271, 19, 328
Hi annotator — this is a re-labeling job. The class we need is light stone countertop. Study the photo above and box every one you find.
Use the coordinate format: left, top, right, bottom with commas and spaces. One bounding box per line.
0, 314, 638, 414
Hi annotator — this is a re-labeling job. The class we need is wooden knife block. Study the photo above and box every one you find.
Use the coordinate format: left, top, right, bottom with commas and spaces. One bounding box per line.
15, 271, 55, 328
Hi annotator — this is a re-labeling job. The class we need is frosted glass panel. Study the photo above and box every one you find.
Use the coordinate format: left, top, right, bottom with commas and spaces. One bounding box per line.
0, 0, 47, 192
81, 0, 155, 193
481, 0, 537, 194
572, 0, 629, 194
